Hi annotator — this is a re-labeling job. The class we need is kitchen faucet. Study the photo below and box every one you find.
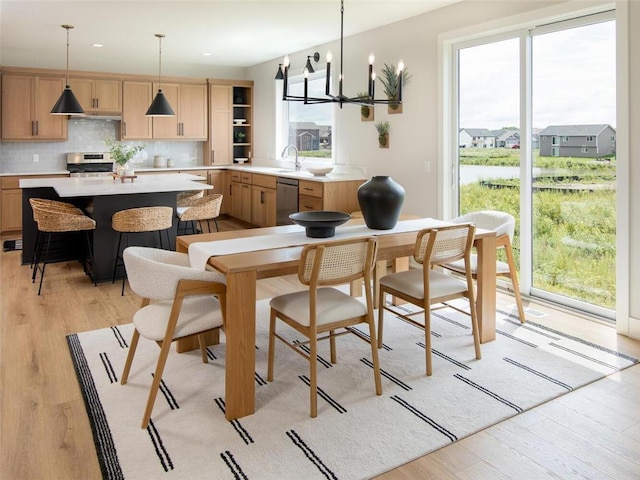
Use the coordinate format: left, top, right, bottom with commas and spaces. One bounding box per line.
281, 145, 302, 171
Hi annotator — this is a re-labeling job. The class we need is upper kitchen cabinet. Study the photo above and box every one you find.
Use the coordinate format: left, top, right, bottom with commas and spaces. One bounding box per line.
68, 77, 122, 114
1, 74, 67, 141
152, 82, 207, 140
121, 81, 153, 139
207, 80, 253, 166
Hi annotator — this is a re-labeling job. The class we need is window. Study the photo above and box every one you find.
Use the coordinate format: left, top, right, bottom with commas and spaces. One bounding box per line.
552, 136, 559, 145
552, 146, 560, 156
562, 136, 569, 142
582, 146, 589, 153
278, 70, 334, 162
586, 136, 595, 142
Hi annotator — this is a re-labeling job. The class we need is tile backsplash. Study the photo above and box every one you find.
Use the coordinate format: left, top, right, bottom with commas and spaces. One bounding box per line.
0, 118, 204, 174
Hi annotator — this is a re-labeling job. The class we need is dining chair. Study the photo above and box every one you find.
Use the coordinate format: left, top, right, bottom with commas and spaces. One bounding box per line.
378, 223, 481, 376
120, 246, 227, 429
445, 210, 526, 323
29, 198, 97, 295
111, 206, 174, 295
177, 194, 223, 234
267, 236, 382, 417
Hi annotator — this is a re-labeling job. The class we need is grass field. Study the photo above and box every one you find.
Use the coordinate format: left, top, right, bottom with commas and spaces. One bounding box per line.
460, 148, 616, 310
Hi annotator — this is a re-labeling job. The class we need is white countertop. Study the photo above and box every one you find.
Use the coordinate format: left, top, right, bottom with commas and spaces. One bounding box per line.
20, 173, 211, 198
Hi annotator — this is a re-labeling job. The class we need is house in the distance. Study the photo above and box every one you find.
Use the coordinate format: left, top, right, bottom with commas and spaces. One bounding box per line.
538, 124, 616, 158
459, 128, 496, 148
493, 128, 520, 148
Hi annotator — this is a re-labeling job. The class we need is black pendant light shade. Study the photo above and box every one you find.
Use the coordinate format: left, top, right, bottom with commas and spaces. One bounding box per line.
146, 89, 175, 116
51, 85, 84, 115
275, 64, 284, 80
146, 33, 175, 117
51, 24, 85, 115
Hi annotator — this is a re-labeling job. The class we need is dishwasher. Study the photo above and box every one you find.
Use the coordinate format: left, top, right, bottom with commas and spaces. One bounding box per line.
276, 177, 299, 225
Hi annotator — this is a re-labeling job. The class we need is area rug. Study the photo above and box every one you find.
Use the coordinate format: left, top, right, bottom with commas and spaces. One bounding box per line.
67, 299, 638, 480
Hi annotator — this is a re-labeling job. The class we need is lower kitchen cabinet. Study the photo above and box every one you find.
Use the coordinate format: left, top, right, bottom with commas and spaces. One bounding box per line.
208, 170, 230, 215
230, 171, 252, 223
251, 174, 277, 227
298, 179, 364, 214
1, 174, 69, 234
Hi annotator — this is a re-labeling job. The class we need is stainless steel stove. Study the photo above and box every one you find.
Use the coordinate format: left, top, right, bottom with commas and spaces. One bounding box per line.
67, 152, 114, 177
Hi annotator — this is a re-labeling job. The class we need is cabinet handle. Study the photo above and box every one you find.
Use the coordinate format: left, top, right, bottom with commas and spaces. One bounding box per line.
31, 121, 35, 136
303, 187, 313, 191
35, 121, 38, 136
260, 191, 265, 204
303, 205, 314, 209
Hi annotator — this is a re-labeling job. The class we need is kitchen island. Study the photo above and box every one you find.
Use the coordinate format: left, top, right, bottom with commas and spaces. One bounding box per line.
20, 173, 210, 282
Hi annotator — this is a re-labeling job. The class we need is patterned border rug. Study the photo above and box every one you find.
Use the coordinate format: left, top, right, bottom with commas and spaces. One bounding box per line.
67, 299, 637, 480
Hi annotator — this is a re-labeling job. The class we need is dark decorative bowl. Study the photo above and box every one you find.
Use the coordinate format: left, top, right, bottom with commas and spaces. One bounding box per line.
289, 211, 351, 238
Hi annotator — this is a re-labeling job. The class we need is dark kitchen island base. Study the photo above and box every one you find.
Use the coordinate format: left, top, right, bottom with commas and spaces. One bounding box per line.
22, 188, 178, 283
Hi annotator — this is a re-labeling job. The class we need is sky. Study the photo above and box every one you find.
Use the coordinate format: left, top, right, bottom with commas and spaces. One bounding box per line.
459, 19, 616, 131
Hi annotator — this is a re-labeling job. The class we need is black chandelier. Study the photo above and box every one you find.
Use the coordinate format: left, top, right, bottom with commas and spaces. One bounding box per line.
279, 0, 404, 108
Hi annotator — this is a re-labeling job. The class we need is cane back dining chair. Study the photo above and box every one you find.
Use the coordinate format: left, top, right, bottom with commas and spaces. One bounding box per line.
267, 236, 382, 417
29, 198, 97, 295
445, 210, 526, 323
121, 246, 227, 429
378, 223, 481, 376
111, 206, 174, 295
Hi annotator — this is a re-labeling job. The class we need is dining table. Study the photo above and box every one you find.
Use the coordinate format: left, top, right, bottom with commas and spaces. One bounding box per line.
176, 216, 496, 421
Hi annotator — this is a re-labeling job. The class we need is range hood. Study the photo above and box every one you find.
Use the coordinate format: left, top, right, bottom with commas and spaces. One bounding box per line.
79, 114, 122, 121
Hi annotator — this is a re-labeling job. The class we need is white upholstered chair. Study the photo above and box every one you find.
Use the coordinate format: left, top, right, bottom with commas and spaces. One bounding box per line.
267, 236, 381, 417
378, 223, 481, 376
445, 210, 526, 323
120, 246, 226, 429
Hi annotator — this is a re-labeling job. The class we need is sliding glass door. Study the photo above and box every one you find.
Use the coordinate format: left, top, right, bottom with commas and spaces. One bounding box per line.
455, 12, 616, 317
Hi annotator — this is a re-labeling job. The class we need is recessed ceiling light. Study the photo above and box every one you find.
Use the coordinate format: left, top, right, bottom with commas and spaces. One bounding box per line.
202, 52, 212, 56
91, 43, 104, 48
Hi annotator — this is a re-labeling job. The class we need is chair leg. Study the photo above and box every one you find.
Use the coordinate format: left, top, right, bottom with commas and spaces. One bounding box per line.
197, 333, 209, 363
329, 330, 337, 364
37, 233, 52, 295
214, 218, 219, 232
309, 334, 318, 418
206, 219, 211, 233
121, 329, 140, 384
112, 232, 124, 284
504, 242, 526, 323
377, 288, 386, 348
366, 316, 383, 395
141, 337, 174, 429
424, 306, 432, 376
84, 231, 97, 286
267, 309, 277, 382
32, 230, 44, 282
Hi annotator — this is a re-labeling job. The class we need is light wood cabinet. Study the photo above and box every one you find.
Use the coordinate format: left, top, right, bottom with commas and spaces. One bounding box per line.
298, 179, 364, 214
207, 80, 253, 166
208, 170, 230, 214
251, 174, 277, 227
152, 83, 207, 140
69, 77, 122, 113
122, 81, 153, 139
1, 74, 68, 140
230, 172, 252, 223
1, 174, 69, 233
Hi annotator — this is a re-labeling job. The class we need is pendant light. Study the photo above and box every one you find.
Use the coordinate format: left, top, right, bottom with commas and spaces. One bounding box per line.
146, 33, 175, 117
51, 24, 84, 115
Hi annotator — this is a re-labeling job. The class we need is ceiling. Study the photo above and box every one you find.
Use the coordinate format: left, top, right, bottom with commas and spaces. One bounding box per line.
1, 0, 461, 77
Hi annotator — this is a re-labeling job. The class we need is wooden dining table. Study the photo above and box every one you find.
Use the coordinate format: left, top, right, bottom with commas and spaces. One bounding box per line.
176, 217, 496, 421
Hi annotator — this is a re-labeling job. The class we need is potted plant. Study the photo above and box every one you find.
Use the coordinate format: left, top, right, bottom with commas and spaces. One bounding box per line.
375, 121, 390, 148
107, 140, 143, 176
379, 63, 412, 114
356, 91, 374, 121
234, 131, 247, 142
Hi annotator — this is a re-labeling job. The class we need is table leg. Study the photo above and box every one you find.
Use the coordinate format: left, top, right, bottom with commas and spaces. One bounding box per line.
475, 235, 496, 343
224, 270, 257, 420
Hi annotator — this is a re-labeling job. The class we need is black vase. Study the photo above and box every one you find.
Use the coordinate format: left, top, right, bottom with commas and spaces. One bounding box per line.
357, 176, 405, 230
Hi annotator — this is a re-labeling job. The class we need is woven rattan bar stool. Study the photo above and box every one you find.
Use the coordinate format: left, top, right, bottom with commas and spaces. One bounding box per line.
176, 194, 223, 235
176, 189, 204, 208
111, 206, 174, 295
30, 200, 97, 295
29, 198, 85, 275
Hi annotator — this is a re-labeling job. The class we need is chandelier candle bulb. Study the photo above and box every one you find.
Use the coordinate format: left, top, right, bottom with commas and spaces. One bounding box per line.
304, 68, 309, 103
397, 60, 405, 102
325, 51, 332, 95
368, 53, 375, 97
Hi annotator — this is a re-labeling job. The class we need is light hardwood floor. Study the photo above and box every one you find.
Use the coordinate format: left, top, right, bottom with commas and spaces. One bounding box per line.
1, 221, 639, 480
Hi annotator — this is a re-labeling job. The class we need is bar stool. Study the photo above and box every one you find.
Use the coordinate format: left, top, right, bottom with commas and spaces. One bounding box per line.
176, 194, 223, 235
111, 206, 174, 295
30, 200, 97, 295
177, 189, 204, 208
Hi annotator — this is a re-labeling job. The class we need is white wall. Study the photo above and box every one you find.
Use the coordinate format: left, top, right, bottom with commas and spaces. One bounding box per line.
248, 0, 640, 337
